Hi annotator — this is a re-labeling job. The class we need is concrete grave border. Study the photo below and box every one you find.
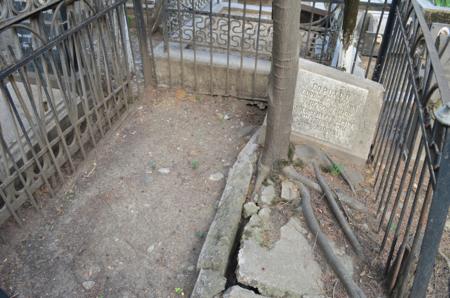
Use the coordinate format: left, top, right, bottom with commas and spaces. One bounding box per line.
191, 129, 261, 297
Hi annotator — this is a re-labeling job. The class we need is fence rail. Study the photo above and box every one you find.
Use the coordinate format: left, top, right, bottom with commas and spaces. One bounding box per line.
368, 0, 450, 296
147, 0, 391, 100
0, 0, 139, 225
1, 0, 450, 296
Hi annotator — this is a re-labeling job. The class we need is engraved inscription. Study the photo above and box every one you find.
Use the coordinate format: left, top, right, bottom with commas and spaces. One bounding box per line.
292, 72, 369, 149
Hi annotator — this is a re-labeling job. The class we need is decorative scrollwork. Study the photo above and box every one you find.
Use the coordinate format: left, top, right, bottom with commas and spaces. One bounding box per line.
166, 8, 274, 57
164, 2, 342, 62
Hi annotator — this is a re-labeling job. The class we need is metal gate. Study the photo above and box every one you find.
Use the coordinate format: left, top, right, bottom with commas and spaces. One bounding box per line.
0, 0, 140, 225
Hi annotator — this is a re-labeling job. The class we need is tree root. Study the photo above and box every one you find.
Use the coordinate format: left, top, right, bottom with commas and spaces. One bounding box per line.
253, 161, 271, 197
299, 184, 367, 298
439, 248, 450, 270
325, 153, 356, 195
313, 163, 364, 258
282, 165, 321, 192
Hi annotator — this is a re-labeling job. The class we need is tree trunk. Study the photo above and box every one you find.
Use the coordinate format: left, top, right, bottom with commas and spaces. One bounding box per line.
342, 0, 360, 50
337, 0, 360, 72
261, 0, 301, 168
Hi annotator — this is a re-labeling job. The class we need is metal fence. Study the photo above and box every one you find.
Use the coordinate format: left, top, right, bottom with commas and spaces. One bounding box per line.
0, 0, 140, 225
368, 0, 450, 296
145, 0, 391, 100
2, 0, 450, 295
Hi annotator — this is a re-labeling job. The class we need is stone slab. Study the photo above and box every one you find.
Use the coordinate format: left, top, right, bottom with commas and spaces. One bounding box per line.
197, 130, 260, 274
292, 59, 383, 161
223, 286, 268, 298
191, 269, 227, 298
237, 216, 324, 297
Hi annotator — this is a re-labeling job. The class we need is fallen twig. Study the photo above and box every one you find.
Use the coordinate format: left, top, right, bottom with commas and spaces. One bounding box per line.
299, 184, 366, 298
313, 163, 364, 258
85, 161, 97, 178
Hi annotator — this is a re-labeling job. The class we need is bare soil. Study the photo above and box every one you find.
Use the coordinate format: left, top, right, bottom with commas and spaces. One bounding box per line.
0, 88, 265, 298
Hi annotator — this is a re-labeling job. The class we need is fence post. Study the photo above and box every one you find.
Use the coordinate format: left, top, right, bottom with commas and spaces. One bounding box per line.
132, 0, 153, 87
372, 0, 399, 82
410, 105, 450, 297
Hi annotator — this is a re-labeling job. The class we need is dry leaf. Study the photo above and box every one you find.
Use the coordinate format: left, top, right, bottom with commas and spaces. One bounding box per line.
175, 88, 187, 100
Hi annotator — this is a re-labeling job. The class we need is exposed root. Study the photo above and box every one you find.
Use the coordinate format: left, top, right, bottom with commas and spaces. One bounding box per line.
282, 165, 321, 192
253, 161, 271, 196
299, 184, 367, 298
313, 163, 364, 258
325, 153, 356, 195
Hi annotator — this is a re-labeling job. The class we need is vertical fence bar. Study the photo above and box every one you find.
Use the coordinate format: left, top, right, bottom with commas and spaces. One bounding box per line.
252, 0, 263, 99
305, 0, 316, 58
319, 1, 333, 64
351, 0, 370, 74
132, 0, 153, 87
208, 0, 213, 94
191, 0, 198, 92
238, 0, 247, 97
162, 0, 173, 87
225, 0, 231, 96
373, 0, 400, 82
365, 0, 389, 79
176, 0, 184, 86
410, 126, 450, 297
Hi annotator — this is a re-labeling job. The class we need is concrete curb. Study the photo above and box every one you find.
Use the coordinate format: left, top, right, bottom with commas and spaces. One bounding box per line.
191, 129, 261, 298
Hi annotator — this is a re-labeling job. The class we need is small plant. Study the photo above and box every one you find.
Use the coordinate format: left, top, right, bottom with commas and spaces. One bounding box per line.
191, 160, 199, 170
329, 163, 343, 176
195, 231, 206, 239
175, 288, 185, 296
148, 160, 156, 170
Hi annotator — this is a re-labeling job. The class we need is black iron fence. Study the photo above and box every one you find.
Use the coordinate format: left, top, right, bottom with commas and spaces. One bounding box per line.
368, 0, 450, 296
0, 0, 140, 225
144, 0, 390, 100
1, 0, 450, 296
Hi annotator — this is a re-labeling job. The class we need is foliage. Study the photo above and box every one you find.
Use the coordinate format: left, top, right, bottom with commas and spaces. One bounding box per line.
327, 163, 343, 176
191, 160, 199, 170
175, 288, 185, 296
435, 0, 450, 7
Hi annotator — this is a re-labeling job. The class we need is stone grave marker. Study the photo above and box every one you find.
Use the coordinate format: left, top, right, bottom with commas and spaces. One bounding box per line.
291, 59, 384, 161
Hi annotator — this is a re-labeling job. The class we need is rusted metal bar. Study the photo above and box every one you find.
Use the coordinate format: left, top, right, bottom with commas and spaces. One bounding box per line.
132, 0, 153, 87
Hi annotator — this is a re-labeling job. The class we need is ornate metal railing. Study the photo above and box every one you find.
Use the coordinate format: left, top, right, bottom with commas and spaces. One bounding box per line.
368, 0, 450, 296
160, 0, 391, 76
150, 0, 391, 100
0, 0, 140, 225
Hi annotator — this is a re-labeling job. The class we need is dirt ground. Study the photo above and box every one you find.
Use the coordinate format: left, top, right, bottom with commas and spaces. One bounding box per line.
0, 88, 265, 298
